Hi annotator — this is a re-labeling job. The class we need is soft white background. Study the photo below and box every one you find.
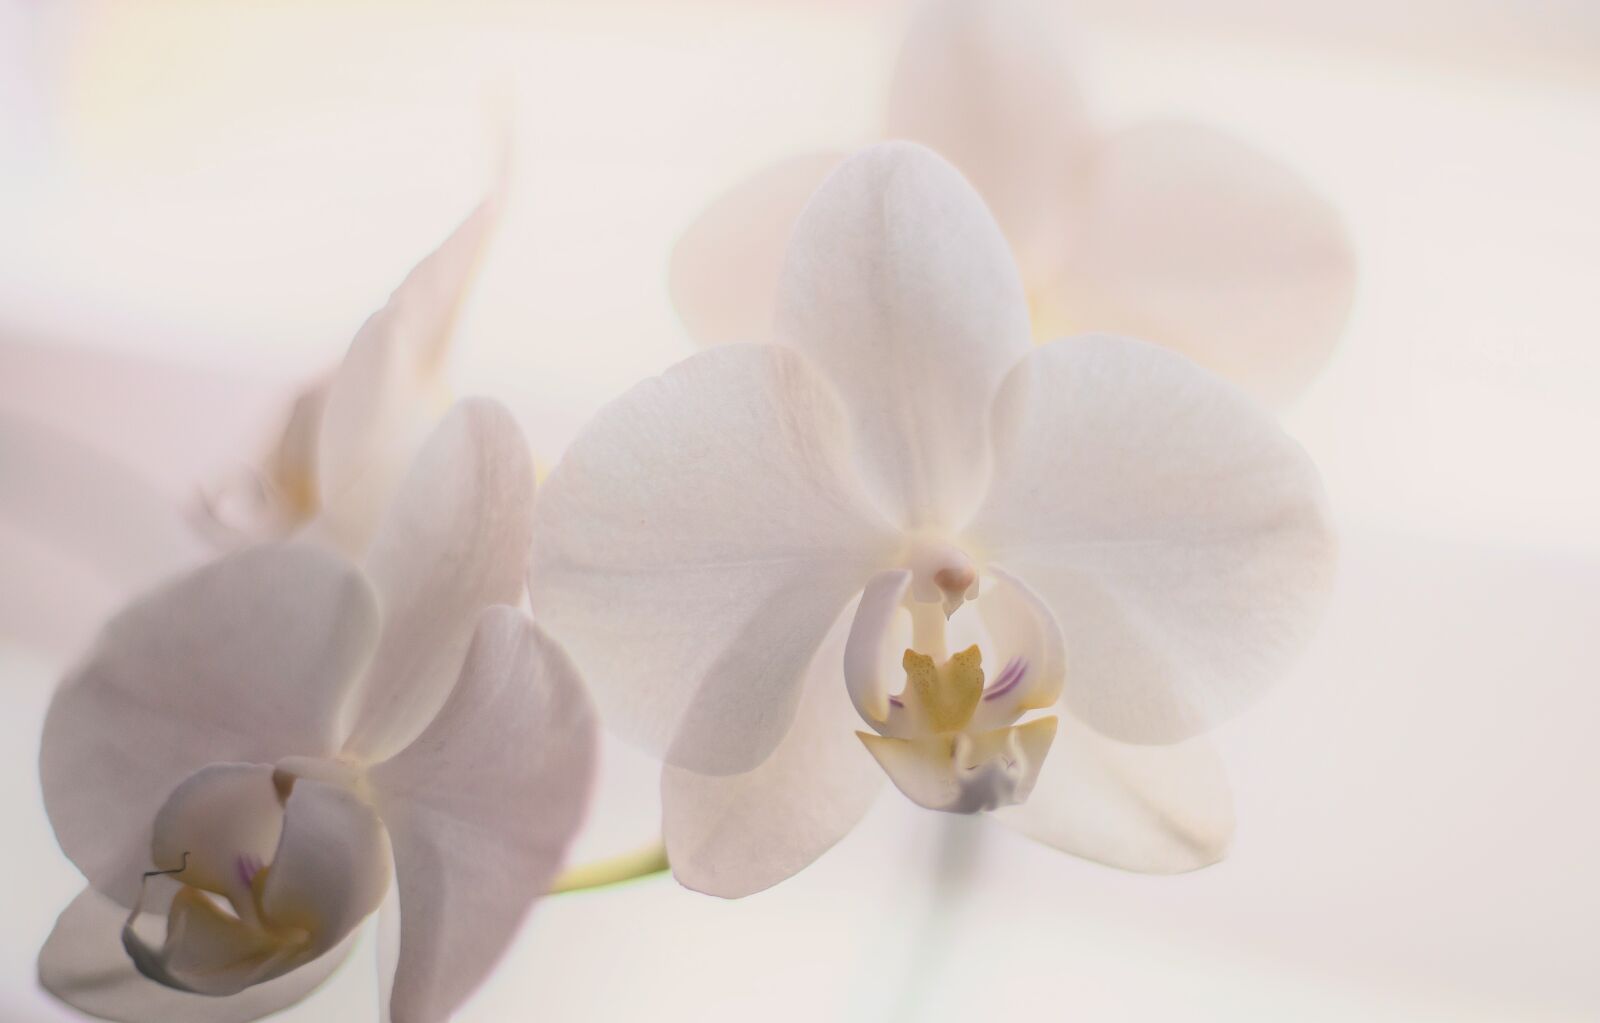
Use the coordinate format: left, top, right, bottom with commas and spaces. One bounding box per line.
1, 1, 1597, 1020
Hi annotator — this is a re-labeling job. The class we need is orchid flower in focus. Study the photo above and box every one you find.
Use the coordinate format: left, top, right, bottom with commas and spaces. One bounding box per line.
529, 142, 1335, 897
671, 0, 1355, 402
37, 397, 596, 1023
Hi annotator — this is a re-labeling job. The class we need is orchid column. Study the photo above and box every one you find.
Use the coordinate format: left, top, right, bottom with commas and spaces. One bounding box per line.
530, 142, 1335, 898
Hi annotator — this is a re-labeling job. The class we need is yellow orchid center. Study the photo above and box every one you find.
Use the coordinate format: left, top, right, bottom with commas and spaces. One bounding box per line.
902, 645, 985, 733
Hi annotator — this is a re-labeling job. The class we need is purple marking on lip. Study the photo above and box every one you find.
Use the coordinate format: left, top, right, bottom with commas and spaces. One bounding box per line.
236, 854, 263, 889
983, 657, 1028, 701
888, 695, 904, 708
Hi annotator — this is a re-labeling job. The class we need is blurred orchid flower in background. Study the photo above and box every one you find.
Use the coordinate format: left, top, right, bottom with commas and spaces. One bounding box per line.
671, 0, 1355, 402
197, 172, 506, 557
36, 398, 596, 1023
0, 174, 504, 661
529, 142, 1335, 898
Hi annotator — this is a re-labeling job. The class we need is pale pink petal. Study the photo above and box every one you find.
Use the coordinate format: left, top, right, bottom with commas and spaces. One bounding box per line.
369, 607, 596, 1023
964, 336, 1335, 744
1055, 119, 1356, 401
997, 722, 1234, 873
315, 188, 502, 555
842, 569, 912, 729
340, 398, 536, 762
198, 379, 329, 545
775, 142, 1031, 530
884, 0, 1092, 269
670, 151, 845, 346
663, 605, 882, 898
40, 542, 380, 907
528, 343, 900, 775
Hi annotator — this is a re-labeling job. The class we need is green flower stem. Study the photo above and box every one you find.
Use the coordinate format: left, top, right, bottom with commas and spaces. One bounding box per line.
549, 842, 670, 894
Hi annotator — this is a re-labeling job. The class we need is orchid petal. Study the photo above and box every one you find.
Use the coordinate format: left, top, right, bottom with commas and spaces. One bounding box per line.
663, 605, 882, 898
370, 606, 596, 1023
315, 188, 502, 555
341, 398, 535, 762
40, 541, 380, 907
529, 343, 900, 774
842, 569, 911, 729
269, 382, 329, 513
259, 778, 391, 964
670, 151, 845, 346
965, 336, 1335, 744
376, 888, 401, 1023
775, 142, 1031, 530
996, 723, 1234, 873
39, 887, 354, 1023
884, 0, 1091, 269
200, 380, 329, 543
1054, 120, 1355, 401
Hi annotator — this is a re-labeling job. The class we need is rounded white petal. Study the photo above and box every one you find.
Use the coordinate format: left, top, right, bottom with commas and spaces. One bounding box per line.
964, 336, 1336, 744
40, 542, 381, 907
663, 605, 883, 898
370, 606, 597, 1023
341, 398, 536, 761
315, 190, 502, 555
39, 887, 355, 1023
775, 141, 1031, 530
529, 343, 900, 774
884, 0, 1092, 269
996, 722, 1234, 873
260, 778, 391, 963
670, 151, 845, 346
1054, 120, 1356, 401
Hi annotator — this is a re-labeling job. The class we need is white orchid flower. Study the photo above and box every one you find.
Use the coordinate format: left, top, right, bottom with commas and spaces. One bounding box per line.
671, 0, 1354, 402
529, 142, 1335, 898
37, 396, 597, 1023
